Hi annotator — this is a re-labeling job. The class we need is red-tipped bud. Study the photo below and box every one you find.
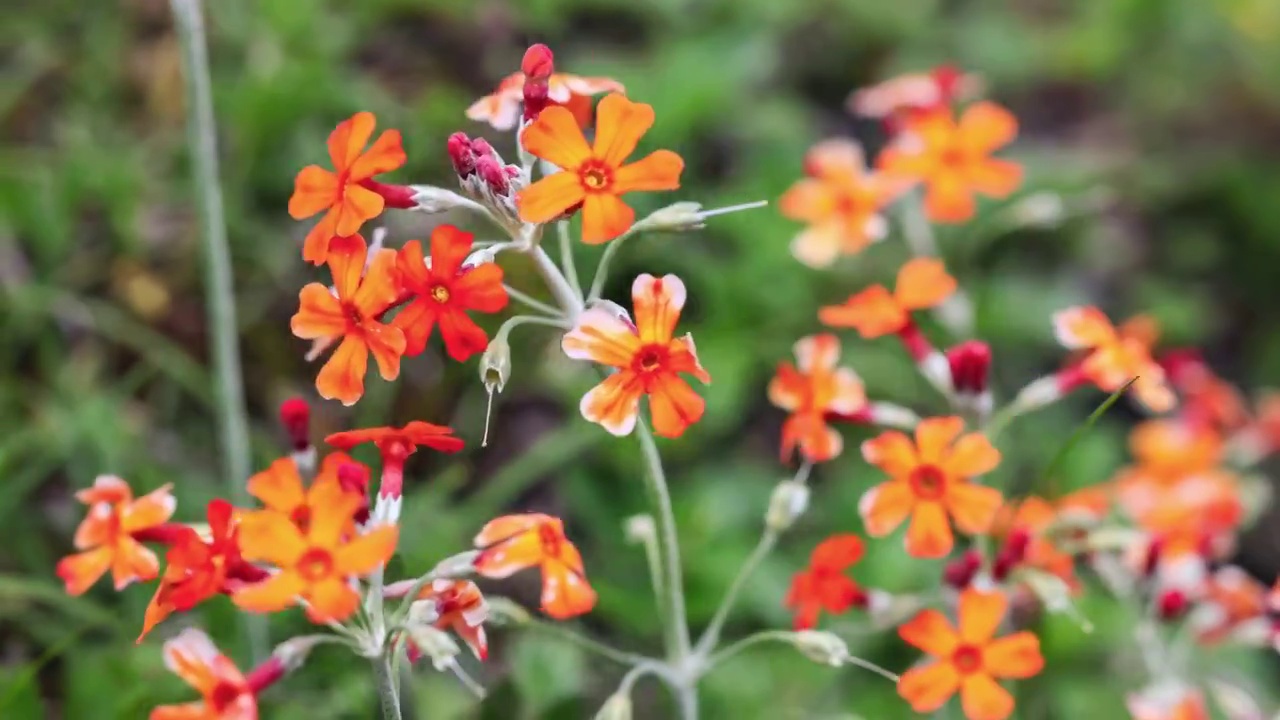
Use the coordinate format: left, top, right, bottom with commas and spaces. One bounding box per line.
931, 65, 963, 101
522, 80, 551, 123
944, 550, 983, 589
469, 137, 496, 159
448, 132, 476, 178
279, 398, 310, 452
521, 44, 554, 80
1156, 589, 1189, 620
360, 179, 416, 209
947, 341, 992, 395
476, 155, 510, 195
992, 527, 1032, 581
896, 322, 933, 363
245, 656, 287, 694
1143, 538, 1164, 578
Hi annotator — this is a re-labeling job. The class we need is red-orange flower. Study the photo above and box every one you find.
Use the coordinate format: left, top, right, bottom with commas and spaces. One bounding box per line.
244, 455, 358, 533
992, 497, 1078, 588
785, 534, 867, 630
289, 112, 407, 265
290, 234, 406, 406
473, 513, 596, 619
413, 579, 489, 660
768, 334, 866, 463
897, 589, 1043, 720
1127, 683, 1209, 720
778, 139, 906, 267
58, 476, 176, 595
819, 258, 956, 338
1053, 306, 1175, 412
391, 225, 508, 361
860, 417, 1002, 558
518, 93, 684, 244
1190, 566, 1268, 644
562, 273, 710, 438
151, 628, 256, 720
848, 66, 981, 122
877, 102, 1022, 223
467, 72, 624, 131
233, 480, 398, 623
327, 420, 464, 515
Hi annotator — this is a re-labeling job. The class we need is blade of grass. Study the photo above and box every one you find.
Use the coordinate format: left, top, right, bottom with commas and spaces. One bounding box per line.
1039, 377, 1136, 497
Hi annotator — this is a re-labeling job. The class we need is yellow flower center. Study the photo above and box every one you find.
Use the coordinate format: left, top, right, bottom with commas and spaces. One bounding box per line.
431, 285, 451, 304
296, 548, 334, 582
579, 162, 612, 191
909, 464, 947, 500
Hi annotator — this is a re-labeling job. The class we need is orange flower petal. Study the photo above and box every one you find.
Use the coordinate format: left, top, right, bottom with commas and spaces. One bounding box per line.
960, 674, 1015, 720
334, 525, 400, 576
592, 93, 655, 166
139, 586, 176, 643
111, 536, 160, 589
632, 273, 686, 344
289, 166, 340, 219
328, 112, 377, 171
428, 224, 474, 279
352, 247, 402, 318
859, 481, 915, 536
75, 475, 132, 505
333, 184, 385, 237
805, 138, 866, 180
906, 502, 953, 558
474, 514, 548, 548
795, 333, 841, 372
915, 416, 964, 464
968, 159, 1022, 197
291, 283, 346, 339
562, 308, 642, 367
162, 628, 221, 693
1132, 372, 1176, 413
520, 105, 592, 169
325, 235, 369, 299
305, 577, 361, 623
613, 150, 684, 194
818, 285, 907, 338
647, 373, 705, 439
946, 482, 1003, 536
945, 433, 1001, 477
306, 482, 361, 548
315, 336, 369, 406
958, 589, 1008, 645
925, 173, 976, 223
247, 458, 305, 512
900, 608, 961, 656
898, 662, 961, 714
474, 529, 544, 579
149, 702, 207, 720
982, 631, 1043, 679
237, 512, 307, 566
580, 370, 645, 436
767, 363, 806, 412
365, 324, 406, 380
958, 102, 1018, 154
862, 431, 919, 476
541, 556, 598, 619
829, 367, 867, 415
1052, 306, 1117, 350
783, 412, 842, 463
779, 179, 834, 223
437, 309, 490, 362
453, 263, 509, 313
810, 534, 864, 571
233, 572, 306, 614
517, 171, 587, 225
120, 484, 175, 531
73, 505, 115, 550
790, 222, 844, 268
347, 129, 406, 181
301, 211, 339, 266
894, 257, 957, 311
57, 547, 113, 596
581, 193, 635, 244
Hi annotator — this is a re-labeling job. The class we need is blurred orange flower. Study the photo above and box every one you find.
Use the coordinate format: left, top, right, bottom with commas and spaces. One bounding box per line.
1126, 684, 1209, 720
234, 480, 397, 623
289, 112, 406, 265
897, 589, 1043, 720
778, 139, 905, 267
819, 258, 956, 339
1053, 306, 1175, 412
848, 66, 981, 122
392, 225, 508, 361
878, 102, 1022, 223
518, 93, 684, 243
327, 420, 464, 459
413, 579, 490, 660
1191, 566, 1268, 644
245, 456, 355, 534
860, 417, 1002, 558
150, 628, 255, 720
57, 476, 175, 595
290, 235, 406, 406
785, 534, 867, 630
993, 497, 1078, 588
562, 274, 710, 438
768, 333, 866, 463
467, 72, 624, 131
473, 513, 597, 619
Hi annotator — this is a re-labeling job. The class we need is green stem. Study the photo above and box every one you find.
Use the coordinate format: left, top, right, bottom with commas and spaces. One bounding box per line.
529, 246, 583, 321
556, 221, 584, 303
635, 421, 692, 665
169, 0, 266, 663
705, 630, 793, 669
375, 651, 402, 720
694, 530, 777, 656
587, 227, 636, 301
525, 617, 649, 667
502, 283, 564, 318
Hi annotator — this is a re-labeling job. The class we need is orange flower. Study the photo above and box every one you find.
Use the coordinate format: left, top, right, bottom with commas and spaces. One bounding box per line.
472, 513, 596, 619
768, 333, 866, 463
289, 112, 406, 265
993, 497, 1078, 588
326, 421, 464, 458
1053, 306, 1176, 412
467, 72, 624, 131
897, 589, 1043, 720
244, 455, 357, 533
151, 628, 256, 720
1127, 684, 1209, 720
57, 476, 176, 595
518, 93, 684, 244
819, 258, 956, 339
391, 225, 508, 361
1190, 566, 1268, 644
233, 480, 397, 623
562, 274, 710, 438
848, 66, 981, 121
413, 579, 489, 660
877, 102, 1022, 223
785, 534, 867, 630
860, 417, 1002, 558
778, 139, 906, 267
290, 234, 406, 406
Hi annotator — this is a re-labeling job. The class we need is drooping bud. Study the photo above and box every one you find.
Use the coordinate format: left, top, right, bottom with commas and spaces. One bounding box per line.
593, 694, 633, 720
448, 132, 477, 178
1142, 537, 1164, 579
765, 479, 810, 532
359, 179, 416, 209
431, 549, 480, 579
790, 630, 849, 666
624, 515, 657, 545
943, 549, 984, 590
479, 335, 511, 447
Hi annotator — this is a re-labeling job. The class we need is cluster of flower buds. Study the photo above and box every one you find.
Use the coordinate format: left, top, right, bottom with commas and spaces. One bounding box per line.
445, 132, 524, 229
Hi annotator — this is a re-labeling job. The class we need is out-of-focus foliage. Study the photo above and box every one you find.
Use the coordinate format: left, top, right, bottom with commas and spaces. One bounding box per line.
2, 0, 1279, 717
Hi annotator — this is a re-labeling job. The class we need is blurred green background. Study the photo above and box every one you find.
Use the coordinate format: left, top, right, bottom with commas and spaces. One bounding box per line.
4, 0, 1280, 717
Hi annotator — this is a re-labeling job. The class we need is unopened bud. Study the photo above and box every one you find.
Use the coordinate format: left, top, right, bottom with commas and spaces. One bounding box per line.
479, 336, 511, 448
624, 515, 656, 545
1157, 589, 1189, 620
476, 155, 510, 196
272, 635, 326, 672
593, 694, 633, 720
406, 624, 460, 671
992, 528, 1031, 581
447, 132, 476, 177
766, 479, 810, 532
791, 630, 849, 667
946, 341, 991, 396
522, 81, 550, 123
1143, 538, 1164, 578
279, 397, 311, 451
943, 550, 983, 589
521, 44, 554, 80
485, 596, 532, 626
1008, 192, 1065, 229
637, 202, 706, 232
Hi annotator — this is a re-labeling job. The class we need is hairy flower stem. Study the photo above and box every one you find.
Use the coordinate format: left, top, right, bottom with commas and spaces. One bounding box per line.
695, 530, 778, 657
375, 650, 402, 720
169, 0, 266, 663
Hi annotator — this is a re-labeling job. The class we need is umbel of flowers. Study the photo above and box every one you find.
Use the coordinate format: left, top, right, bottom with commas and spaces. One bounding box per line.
59, 39, 1280, 720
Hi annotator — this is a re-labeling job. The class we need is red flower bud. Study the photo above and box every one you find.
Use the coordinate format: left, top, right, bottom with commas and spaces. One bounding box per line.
522, 80, 551, 123
946, 340, 992, 395
943, 550, 983, 589
245, 656, 287, 694
1156, 589, 1189, 620
469, 137, 496, 159
1143, 538, 1164, 578
359, 179, 416, 210
447, 132, 476, 178
476, 156, 510, 195
931, 65, 963, 103
992, 527, 1031, 581
279, 398, 310, 452
521, 44, 554, 80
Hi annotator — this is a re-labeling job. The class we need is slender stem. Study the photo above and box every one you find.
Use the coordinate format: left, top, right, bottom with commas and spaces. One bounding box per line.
495, 314, 571, 340
705, 630, 792, 668
169, 0, 266, 663
637, 519, 667, 627
899, 194, 973, 338
375, 650, 402, 720
525, 617, 649, 667
502, 283, 564, 318
556, 221, 584, 302
695, 530, 777, 656
635, 421, 692, 664
529, 246, 583, 320
587, 228, 636, 301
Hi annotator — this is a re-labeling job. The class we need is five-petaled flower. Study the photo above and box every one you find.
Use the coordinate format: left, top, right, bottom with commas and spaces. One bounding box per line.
327, 420, 464, 520
413, 579, 490, 660
289, 112, 408, 265
58, 475, 176, 596
562, 273, 711, 438
467, 71, 624, 131
785, 534, 868, 630
233, 480, 398, 623
518, 93, 684, 244
877, 102, 1022, 223
1053, 306, 1176, 413
291, 234, 406, 406
768, 333, 866, 463
392, 225, 508, 362
151, 628, 256, 720
897, 589, 1043, 720
779, 139, 906, 267
820, 257, 956, 339
860, 416, 1002, 558
992, 497, 1078, 589
473, 513, 597, 619
244, 455, 365, 535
